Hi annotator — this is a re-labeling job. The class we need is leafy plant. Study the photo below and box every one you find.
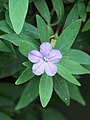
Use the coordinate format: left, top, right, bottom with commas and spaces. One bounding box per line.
0, 0, 90, 120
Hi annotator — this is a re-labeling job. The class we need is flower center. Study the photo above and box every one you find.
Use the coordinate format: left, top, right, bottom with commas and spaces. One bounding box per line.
43, 57, 48, 62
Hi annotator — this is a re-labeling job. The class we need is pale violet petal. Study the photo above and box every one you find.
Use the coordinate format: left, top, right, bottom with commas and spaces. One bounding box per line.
45, 62, 57, 76
28, 50, 43, 63
40, 42, 52, 56
32, 59, 46, 75
47, 50, 62, 63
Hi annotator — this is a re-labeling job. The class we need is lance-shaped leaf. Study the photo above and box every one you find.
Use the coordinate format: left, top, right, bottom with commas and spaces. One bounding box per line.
9, 0, 29, 34
55, 19, 82, 53
22, 23, 39, 39
15, 76, 39, 110
82, 18, 90, 32
34, 0, 50, 24
0, 20, 13, 33
0, 34, 38, 57
19, 41, 37, 57
60, 59, 90, 74
64, 49, 90, 65
77, 0, 86, 22
0, 40, 11, 52
51, 0, 64, 21
67, 82, 86, 105
23, 61, 32, 67
15, 64, 34, 85
57, 64, 81, 86
63, 4, 78, 29
36, 15, 50, 43
39, 74, 53, 107
54, 74, 70, 105
0, 34, 32, 46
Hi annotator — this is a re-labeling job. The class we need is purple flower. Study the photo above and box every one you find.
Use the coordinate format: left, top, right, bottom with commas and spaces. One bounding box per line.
28, 42, 62, 76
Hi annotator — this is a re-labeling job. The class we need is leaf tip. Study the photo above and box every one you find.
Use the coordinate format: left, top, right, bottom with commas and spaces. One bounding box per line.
15, 80, 19, 85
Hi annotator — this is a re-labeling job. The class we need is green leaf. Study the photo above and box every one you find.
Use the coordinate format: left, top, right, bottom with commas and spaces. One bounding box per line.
0, 33, 35, 46
42, 108, 67, 120
0, 45, 16, 68
77, 0, 86, 22
22, 22, 39, 39
15, 76, 39, 110
67, 82, 86, 105
36, 15, 50, 43
64, 49, 90, 65
51, 0, 64, 21
0, 34, 38, 57
0, 40, 11, 52
0, 112, 12, 120
39, 74, 53, 107
55, 19, 82, 53
23, 61, 32, 67
0, 34, 25, 46
5, 11, 13, 29
83, 65, 90, 71
60, 59, 90, 74
19, 41, 38, 57
87, 1, 90, 12
15, 66, 34, 85
63, 4, 78, 29
0, 20, 13, 33
0, 51, 24, 78
57, 64, 81, 86
82, 18, 90, 32
9, 0, 29, 34
54, 74, 70, 105
34, 0, 50, 24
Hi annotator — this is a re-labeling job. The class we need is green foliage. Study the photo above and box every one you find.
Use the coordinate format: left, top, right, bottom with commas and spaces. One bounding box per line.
22, 23, 39, 39
36, 15, 50, 43
64, 49, 90, 65
60, 59, 90, 74
15, 66, 34, 85
0, 39, 11, 52
0, 20, 14, 33
9, 0, 29, 34
51, 0, 64, 22
77, 0, 86, 22
34, 0, 50, 24
55, 20, 82, 53
0, 0, 90, 119
82, 18, 90, 32
0, 33, 38, 57
67, 82, 86, 105
57, 64, 81, 86
15, 76, 39, 110
63, 4, 78, 29
39, 74, 53, 107
87, 1, 90, 12
54, 74, 70, 105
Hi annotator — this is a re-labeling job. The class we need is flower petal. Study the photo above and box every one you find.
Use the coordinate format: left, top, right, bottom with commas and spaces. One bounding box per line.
45, 62, 57, 76
28, 50, 43, 63
40, 42, 52, 56
47, 49, 62, 63
32, 59, 46, 75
